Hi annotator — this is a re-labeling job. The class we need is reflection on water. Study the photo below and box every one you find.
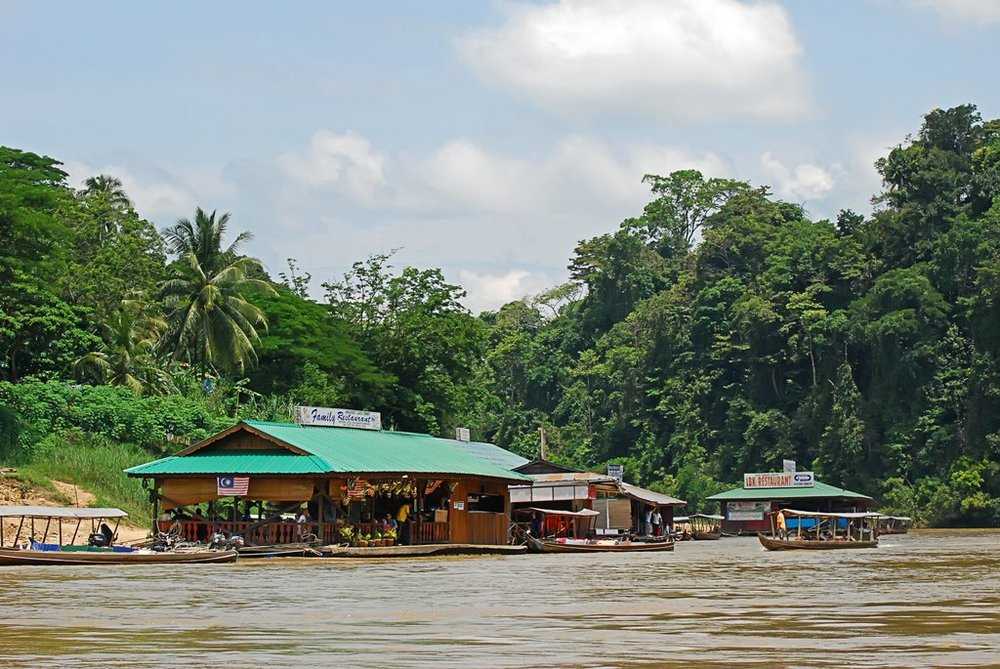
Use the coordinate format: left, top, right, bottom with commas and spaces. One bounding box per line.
0, 530, 997, 668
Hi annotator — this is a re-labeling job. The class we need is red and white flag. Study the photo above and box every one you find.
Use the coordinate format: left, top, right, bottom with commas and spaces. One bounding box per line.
347, 478, 368, 500
217, 476, 250, 496
425, 480, 443, 495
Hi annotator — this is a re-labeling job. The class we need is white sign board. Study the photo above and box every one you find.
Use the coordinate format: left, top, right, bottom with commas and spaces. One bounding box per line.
455, 427, 471, 442
782, 459, 796, 473
607, 464, 624, 481
743, 471, 814, 489
294, 406, 382, 431
727, 501, 769, 521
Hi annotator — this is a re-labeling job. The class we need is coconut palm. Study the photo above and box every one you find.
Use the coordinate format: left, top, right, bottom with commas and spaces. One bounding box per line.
162, 208, 252, 275
79, 175, 133, 240
159, 210, 274, 374
74, 298, 172, 394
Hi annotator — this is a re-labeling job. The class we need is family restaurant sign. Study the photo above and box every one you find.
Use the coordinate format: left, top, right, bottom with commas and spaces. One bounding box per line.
743, 471, 815, 489
294, 406, 382, 431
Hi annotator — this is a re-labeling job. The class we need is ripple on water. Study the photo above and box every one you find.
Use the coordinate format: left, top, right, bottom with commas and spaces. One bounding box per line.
0, 531, 997, 668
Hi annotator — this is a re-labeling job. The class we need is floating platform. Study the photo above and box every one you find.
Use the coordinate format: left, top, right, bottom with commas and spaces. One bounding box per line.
318, 543, 526, 558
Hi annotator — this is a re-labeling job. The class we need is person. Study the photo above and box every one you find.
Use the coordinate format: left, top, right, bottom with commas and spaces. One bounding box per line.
397, 502, 411, 545
776, 509, 786, 539
530, 511, 542, 538
295, 506, 310, 539
644, 507, 653, 536
651, 509, 662, 537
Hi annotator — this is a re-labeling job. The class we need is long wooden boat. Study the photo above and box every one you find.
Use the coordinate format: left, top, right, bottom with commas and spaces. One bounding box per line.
238, 543, 321, 558
321, 543, 526, 558
0, 548, 238, 565
691, 530, 721, 541
757, 534, 878, 551
527, 536, 674, 554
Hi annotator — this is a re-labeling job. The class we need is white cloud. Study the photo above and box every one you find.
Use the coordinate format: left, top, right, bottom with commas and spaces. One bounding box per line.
916, 0, 1000, 23
456, 269, 554, 313
62, 160, 197, 221
458, 0, 809, 121
760, 152, 836, 201
277, 130, 385, 203
268, 129, 729, 310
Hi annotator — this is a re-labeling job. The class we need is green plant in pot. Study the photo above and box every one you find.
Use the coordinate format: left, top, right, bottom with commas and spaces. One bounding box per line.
338, 525, 354, 547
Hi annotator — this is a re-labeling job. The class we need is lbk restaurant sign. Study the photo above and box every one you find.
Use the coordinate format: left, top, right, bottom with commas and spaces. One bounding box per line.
743, 471, 815, 489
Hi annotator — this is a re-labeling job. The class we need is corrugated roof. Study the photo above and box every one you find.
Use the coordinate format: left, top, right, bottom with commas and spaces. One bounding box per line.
706, 480, 873, 502
460, 440, 530, 471
126, 421, 530, 481
619, 482, 686, 507
528, 471, 617, 484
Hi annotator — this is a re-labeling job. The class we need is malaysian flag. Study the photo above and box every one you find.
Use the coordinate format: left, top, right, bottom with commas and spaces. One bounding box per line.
425, 480, 443, 496
346, 478, 368, 500
217, 476, 250, 496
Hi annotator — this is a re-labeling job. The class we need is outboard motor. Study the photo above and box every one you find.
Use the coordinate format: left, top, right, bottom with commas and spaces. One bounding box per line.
88, 523, 114, 547
208, 532, 228, 549
227, 535, 245, 550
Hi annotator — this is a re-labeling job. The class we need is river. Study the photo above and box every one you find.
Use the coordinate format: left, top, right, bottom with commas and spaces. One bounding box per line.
0, 530, 997, 668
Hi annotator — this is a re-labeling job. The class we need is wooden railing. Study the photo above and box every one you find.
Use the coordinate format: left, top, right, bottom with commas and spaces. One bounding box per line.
159, 519, 450, 546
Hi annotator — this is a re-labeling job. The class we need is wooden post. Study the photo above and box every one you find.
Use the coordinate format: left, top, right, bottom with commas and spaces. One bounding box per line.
151, 487, 161, 536
58, 518, 63, 546
1, 517, 4, 547
30, 517, 35, 541
71, 519, 82, 545
14, 517, 24, 546
42, 517, 51, 544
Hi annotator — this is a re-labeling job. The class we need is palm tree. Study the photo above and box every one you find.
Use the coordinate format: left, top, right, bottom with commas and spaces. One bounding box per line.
81, 175, 131, 210
162, 208, 253, 275
74, 298, 172, 394
159, 209, 274, 374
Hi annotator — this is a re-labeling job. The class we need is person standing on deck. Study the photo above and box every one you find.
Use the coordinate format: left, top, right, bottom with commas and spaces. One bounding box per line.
776, 509, 786, 539
651, 508, 662, 537
644, 507, 653, 536
397, 502, 411, 545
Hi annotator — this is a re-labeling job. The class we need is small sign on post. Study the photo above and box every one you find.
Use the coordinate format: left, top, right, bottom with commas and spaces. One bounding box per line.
782, 459, 796, 473
455, 427, 471, 442
294, 406, 382, 430
607, 464, 624, 481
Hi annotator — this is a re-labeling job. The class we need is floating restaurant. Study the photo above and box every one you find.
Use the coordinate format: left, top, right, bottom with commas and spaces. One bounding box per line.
126, 416, 530, 547
706, 470, 874, 536
508, 459, 685, 538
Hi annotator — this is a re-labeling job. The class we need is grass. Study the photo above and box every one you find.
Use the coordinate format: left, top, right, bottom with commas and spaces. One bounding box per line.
20, 440, 152, 527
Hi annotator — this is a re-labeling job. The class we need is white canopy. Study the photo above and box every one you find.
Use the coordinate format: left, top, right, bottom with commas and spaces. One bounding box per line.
0, 506, 128, 519
781, 509, 879, 519
675, 514, 724, 522
525, 507, 600, 518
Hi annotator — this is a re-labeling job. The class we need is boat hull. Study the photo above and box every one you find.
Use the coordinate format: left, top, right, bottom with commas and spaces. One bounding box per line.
0, 548, 238, 566
757, 534, 878, 551
238, 544, 321, 558
527, 536, 674, 553
691, 531, 721, 541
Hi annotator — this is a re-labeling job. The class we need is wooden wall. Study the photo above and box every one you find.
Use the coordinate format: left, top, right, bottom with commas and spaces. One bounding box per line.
449, 477, 509, 545
160, 477, 313, 509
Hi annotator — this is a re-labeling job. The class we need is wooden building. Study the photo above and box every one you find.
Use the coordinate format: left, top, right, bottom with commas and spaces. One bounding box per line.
508, 459, 685, 538
126, 420, 530, 546
707, 480, 874, 535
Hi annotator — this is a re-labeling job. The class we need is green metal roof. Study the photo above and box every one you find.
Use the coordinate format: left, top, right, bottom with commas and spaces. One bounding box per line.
706, 480, 873, 502
459, 440, 530, 471
126, 420, 531, 481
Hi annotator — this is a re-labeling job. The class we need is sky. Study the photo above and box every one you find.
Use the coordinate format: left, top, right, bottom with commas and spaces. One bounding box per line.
3, 0, 999, 312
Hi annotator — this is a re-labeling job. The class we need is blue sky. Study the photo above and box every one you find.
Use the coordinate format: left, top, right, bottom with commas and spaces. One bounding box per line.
3, 0, 999, 310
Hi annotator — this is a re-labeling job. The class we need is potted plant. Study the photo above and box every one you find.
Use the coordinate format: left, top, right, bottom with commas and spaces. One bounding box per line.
373, 530, 384, 547
338, 525, 354, 547
385, 528, 397, 546
359, 533, 370, 548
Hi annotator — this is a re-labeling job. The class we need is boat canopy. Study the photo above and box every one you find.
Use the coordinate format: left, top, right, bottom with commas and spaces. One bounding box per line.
618, 482, 685, 507
524, 507, 600, 518
880, 515, 912, 521
676, 514, 724, 522
0, 506, 128, 519
781, 509, 879, 519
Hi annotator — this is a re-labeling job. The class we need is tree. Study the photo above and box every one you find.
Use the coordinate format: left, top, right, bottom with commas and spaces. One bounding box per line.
159, 210, 274, 375
74, 297, 172, 395
162, 208, 252, 275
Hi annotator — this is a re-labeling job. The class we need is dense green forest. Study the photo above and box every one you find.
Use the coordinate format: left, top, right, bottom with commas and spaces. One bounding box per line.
2, 104, 999, 526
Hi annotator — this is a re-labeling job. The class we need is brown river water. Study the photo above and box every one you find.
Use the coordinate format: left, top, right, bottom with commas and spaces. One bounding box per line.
0, 530, 997, 668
